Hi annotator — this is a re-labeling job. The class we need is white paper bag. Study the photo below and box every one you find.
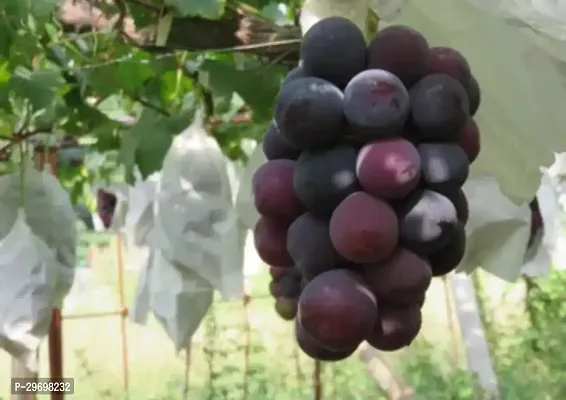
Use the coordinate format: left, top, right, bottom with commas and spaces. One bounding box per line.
147, 111, 244, 299
131, 112, 246, 350
0, 163, 76, 370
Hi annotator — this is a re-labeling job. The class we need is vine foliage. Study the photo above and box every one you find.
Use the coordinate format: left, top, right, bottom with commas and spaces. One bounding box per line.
0, 0, 302, 200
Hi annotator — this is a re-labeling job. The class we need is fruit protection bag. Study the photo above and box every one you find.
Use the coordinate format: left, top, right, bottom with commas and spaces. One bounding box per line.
0, 162, 76, 370
265, 0, 566, 282
521, 153, 566, 276
468, 0, 566, 41
123, 173, 161, 324
121, 173, 160, 247
236, 143, 266, 229
131, 111, 245, 351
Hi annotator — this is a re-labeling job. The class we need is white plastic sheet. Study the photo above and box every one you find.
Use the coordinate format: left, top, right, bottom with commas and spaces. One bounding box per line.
458, 178, 532, 281
466, 0, 566, 41
122, 174, 159, 247
521, 153, 566, 275
0, 163, 76, 370
235, 143, 266, 230
147, 250, 214, 343
147, 111, 245, 299
129, 112, 246, 351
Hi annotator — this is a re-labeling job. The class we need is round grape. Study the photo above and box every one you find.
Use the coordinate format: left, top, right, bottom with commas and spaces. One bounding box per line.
397, 190, 458, 255
298, 269, 377, 351
363, 248, 432, 305
287, 212, 352, 281
426, 46, 471, 89
367, 25, 430, 87
366, 303, 422, 351
262, 123, 301, 161
417, 143, 470, 194
275, 77, 346, 150
330, 192, 398, 263
409, 74, 470, 142
427, 222, 466, 276
253, 159, 305, 222
343, 69, 410, 140
293, 145, 360, 217
254, 217, 293, 267
300, 17, 367, 89
457, 118, 480, 163
356, 138, 421, 199
295, 319, 357, 361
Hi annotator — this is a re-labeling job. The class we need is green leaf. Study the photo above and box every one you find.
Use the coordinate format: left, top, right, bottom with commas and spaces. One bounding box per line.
200, 59, 286, 118
28, 0, 60, 22
9, 66, 67, 111
129, 3, 157, 28
213, 119, 267, 155
2, 0, 25, 23
260, 2, 292, 24
216, 92, 245, 123
160, 70, 194, 109
63, 104, 114, 136
91, 119, 122, 151
0, 17, 14, 58
0, 109, 18, 136
0, 61, 11, 87
115, 52, 154, 92
96, 94, 130, 121
165, 0, 226, 18
123, 109, 194, 178
2, 0, 59, 26
87, 64, 123, 99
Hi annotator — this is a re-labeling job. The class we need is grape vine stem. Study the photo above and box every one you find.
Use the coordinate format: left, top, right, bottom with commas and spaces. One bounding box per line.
0, 129, 44, 158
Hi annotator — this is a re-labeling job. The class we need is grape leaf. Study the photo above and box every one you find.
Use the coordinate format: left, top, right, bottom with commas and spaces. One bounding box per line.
0, 21, 13, 58
213, 121, 267, 161
28, 0, 60, 22
0, 109, 18, 136
128, 3, 156, 28
260, 2, 291, 23
200, 59, 286, 118
160, 70, 195, 109
9, 66, 67, 111
115, 52, 154, 92
3, 0, 59, 24
165, 0, 226, 18
124, 109, 195, 178
0, 62, 11, 86
96, 94, 131, 122
93, 120, 121, 152
0, 0, 293, 196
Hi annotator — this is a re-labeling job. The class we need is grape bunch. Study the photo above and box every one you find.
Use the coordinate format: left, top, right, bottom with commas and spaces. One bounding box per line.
253, 17, 482, 361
